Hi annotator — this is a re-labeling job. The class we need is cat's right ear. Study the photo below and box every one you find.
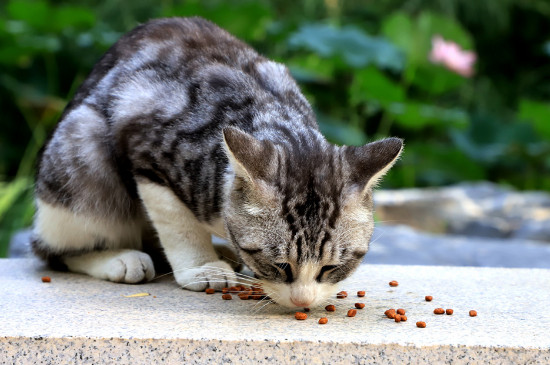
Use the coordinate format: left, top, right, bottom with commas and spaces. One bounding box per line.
222, 127, 278, 183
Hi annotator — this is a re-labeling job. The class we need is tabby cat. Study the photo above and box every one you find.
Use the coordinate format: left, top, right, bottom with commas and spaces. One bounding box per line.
32, 17, 403, 308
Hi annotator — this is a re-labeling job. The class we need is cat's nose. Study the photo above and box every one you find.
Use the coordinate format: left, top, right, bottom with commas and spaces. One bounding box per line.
290, 297, 312, 307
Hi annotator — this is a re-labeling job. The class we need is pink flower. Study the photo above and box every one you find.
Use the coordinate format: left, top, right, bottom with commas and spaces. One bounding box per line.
429, 35, 477, 77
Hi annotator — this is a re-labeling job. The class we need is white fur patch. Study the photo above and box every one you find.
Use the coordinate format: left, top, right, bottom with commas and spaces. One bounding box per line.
34, 199, 142, 253
261, 262, 338, 308
137, 181, 236, 290
137, 182, 217, 268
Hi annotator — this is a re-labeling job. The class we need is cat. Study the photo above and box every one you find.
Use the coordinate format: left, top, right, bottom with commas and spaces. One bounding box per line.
32, 17, 403, 308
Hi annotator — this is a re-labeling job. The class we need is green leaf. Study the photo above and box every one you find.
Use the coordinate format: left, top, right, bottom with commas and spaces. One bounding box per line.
53, 6, 96, 31
350, 67, 405, 106
317, 112, 367, 146
163, 0, 272, 41
519, 99, 550, 139
387, 102, 468, 129
7, 0, 51, 31
287, 54, 335, 82
288, 23, 404, 71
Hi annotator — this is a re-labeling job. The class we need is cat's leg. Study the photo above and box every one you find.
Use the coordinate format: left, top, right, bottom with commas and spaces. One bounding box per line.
32, 199, 155, 283
136, 181, 236, 291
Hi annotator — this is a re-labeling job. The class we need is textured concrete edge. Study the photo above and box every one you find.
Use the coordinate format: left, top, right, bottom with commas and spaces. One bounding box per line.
2, 337, 548, 364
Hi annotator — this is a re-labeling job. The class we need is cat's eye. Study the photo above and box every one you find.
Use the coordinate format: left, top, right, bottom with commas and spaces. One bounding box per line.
274, 263, 294, 283
316, 265, 338, 282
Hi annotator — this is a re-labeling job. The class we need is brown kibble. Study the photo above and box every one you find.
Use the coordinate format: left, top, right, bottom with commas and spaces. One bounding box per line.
222, 288, 229, 294
434, 308, 445, 314
205, 288, 215, 294
397, 308, 406, 315
336, 291, 348, 299
355, 303, 365, 309
238, 293, 249, 300
385, 309, 396, 319
394, 314, 401, 322
446, 309, 454, 315
222, 294, 232, 300
41, 276, 51, 283
401, 315, 407, 322
389, 280, 398, 287
347, 309, 357, 317
425, 296, 433, 302
295, 312, 307, 320
416, 321, 426, 328
229, 286, 240, 293
469, 310, 477, 317
318, 317, 328, 324
357, 291, 365, 297
325, 305, 336, 312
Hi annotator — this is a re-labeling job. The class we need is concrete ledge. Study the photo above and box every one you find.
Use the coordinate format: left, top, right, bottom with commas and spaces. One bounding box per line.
1, 259, 549, 363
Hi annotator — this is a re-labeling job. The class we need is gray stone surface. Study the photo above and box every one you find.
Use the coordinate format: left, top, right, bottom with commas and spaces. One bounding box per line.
367, 224, 550, 268
375, 182, 550, 242
1, 259, 549, 363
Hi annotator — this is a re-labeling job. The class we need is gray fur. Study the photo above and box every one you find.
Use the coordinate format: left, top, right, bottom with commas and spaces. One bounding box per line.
33, 17, 403, 290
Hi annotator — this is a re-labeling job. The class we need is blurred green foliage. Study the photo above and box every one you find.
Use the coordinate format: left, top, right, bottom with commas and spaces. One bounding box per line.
1, 0, 550, 255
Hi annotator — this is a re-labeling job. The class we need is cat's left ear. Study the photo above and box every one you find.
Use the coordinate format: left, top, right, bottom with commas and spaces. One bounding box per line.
222, 127, 278, 183
344, 137, 403, 194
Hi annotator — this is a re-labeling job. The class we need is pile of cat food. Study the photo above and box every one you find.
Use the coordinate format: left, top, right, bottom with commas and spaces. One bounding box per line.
205, 279, 478, 327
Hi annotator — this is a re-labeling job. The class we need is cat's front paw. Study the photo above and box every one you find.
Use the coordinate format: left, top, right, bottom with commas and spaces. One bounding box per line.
175, 260, 236, 291
106, 250, 155, 284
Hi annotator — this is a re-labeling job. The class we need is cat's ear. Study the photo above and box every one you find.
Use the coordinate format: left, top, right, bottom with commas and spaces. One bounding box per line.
344, 138, 403, 194
222, 127, 277, 182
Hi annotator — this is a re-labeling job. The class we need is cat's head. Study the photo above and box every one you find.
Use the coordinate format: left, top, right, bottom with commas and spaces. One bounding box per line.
222, 127, 403, 308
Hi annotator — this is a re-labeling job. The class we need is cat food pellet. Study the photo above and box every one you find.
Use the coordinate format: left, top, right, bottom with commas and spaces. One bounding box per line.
401, 315, 407, 322
229, 286, 240, 293
446, 309, 454, 315
416, 321, 426, 328
397, 308, 406, 315
337, 291, 348, 299
355, 303, 365, 309
205, 288, 215, 294
434, 308, 445, 314
357, 291, 365, 297
41, 276, 51, 283
394, 314, 401, 322
222, 294, 232, 300
325, 305, 336, 312
295, 312, 307, 320
319, 317, 328, 324
238, 294, 249, 300
389, 280, 399, 287
385, 309, 396, 319
347, 309, 357, 317
222, 288, 229, 294
425, 296, 433, 301
469, 310, 477, 317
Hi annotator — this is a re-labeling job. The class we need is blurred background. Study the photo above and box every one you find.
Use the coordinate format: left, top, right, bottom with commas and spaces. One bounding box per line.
1, 0, 550, 260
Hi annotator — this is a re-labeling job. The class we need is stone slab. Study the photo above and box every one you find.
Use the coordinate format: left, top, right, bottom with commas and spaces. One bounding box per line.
1, 259, 549, 364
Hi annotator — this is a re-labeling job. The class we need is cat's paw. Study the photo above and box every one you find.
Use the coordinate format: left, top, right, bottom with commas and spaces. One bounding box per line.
175, 260, 236, 291
106, 251, 155, 284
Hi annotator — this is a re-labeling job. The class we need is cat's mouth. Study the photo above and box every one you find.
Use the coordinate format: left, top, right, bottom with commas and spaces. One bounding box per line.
259, 280, 338, 309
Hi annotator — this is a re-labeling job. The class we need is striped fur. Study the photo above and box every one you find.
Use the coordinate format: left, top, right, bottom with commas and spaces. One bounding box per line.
33, 17, 403, 307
